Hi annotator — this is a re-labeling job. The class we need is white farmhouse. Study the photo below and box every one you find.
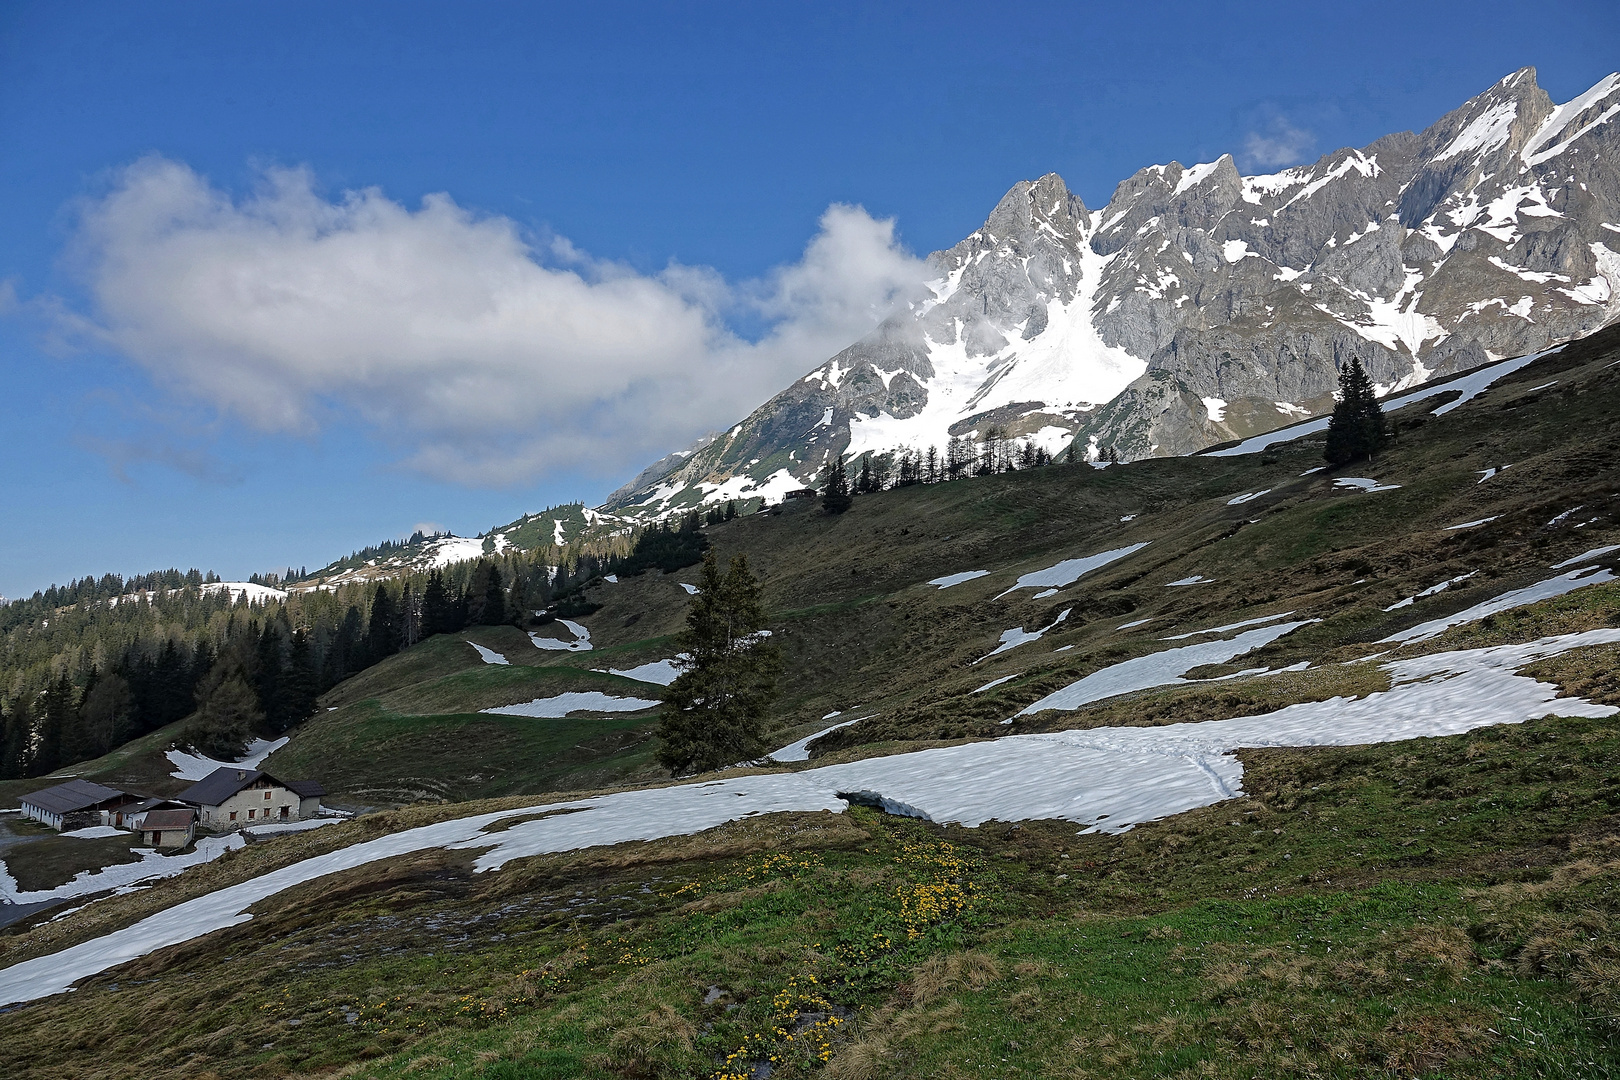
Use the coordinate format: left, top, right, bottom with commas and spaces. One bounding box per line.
177, 767, 326, 829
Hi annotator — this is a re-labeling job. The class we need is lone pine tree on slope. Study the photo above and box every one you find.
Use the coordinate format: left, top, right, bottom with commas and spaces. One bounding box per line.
821, 456, 852, 514
1324, 356, 1387, 466
657, 549, 781, 775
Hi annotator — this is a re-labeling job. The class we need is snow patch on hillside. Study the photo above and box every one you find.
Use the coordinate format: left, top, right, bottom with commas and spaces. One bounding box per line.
11, 628, 1616, 1006
482, 692, 661, 718
166, 737, 289, 782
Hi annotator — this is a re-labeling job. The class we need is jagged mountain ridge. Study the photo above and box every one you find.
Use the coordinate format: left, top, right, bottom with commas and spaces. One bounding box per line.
604, 67, 1620, 515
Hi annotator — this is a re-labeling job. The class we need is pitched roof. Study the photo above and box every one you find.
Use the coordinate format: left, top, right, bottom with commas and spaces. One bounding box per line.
21, 778, 127, 816
177, 767, 320, 808
176, 767, 265, 808
141, 808, 195, 831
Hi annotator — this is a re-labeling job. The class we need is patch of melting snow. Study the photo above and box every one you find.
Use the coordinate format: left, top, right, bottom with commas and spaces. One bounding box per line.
1226, 489, 1272, 505
0, 833, 247, 909
604, 574, 619, 584
1547, 506, 1583, 527
530, 619, 593, 652
1119, 514, 1137, 522
482, 692, 661, 718
768, 717, 868, 762
1551, 545, 1620, 569
1117, 617, 1158, 630
15, 628, 1617, 1006
1011, 620, 1312, 718
973, 674, 1018, 694
928, 570, 990, 589
469, 642, 510, 665
166, 737, 290, 782
60, 826, 127, 840
822, 710, 843, 720
603, 659, 683, 686
1300, 466, 1326, 476
1444, 516, 1499, 531
1385, 572, 1478, 611
995, 544, 1149, 599
1161, 612, 1294, 640
1165, 576, 1213, 587
1382, 566, 1616, 643
12, 625, 1620, 1016
1334, 477, 1402, 492
679, 583, 701, 595
977, 609, 1072, 663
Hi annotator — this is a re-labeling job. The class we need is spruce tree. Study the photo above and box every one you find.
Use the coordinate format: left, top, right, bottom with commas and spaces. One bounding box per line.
1324, 357, 1387, 466
822, 457, 852, 513
657, 550, 781, 775
366, 583, 400, 658
422, 570, 451, 637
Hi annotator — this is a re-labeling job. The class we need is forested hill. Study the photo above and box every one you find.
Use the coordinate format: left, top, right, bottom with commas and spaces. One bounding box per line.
0, 513, 710, 783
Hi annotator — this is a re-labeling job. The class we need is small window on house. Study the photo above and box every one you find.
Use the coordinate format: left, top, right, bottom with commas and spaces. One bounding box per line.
229, 811, 237, 821
264, 791, 272, 800
249, 809, 256, 819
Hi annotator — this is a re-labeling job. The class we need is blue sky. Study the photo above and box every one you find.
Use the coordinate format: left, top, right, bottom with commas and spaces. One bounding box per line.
2, 0, 1616, 599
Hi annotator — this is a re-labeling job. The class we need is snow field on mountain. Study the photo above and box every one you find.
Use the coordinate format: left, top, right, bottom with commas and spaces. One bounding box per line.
0, 834, 246, 911
529, 619, 592, 652
928, 570, 990, 589
977, 609, 1071, 663
1011, 620, 1313, 719
843, 239, 1146, 464
469, 642, 509, 665
481, 692, 662, 718
994, 543, 1149, 599
768, 716, 866, 762
6, 622, 1616, 1007
1381, 565, 1617, 644
165, 737, 289, 782
602, 658, 683, 686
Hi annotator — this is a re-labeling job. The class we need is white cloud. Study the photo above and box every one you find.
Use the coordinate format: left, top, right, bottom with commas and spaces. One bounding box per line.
1241, 118, 1316, 171
63, 157, 929, 485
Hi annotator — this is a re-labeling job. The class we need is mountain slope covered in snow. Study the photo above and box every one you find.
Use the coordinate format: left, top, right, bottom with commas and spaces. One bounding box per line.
606, 67, 1620, 515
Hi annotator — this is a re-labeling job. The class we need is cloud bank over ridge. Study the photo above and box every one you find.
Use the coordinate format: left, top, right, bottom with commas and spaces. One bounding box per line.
65, 157, 930, 485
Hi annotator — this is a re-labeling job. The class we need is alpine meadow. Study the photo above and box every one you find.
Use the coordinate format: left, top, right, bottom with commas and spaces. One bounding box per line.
3, 15, 1620, 1080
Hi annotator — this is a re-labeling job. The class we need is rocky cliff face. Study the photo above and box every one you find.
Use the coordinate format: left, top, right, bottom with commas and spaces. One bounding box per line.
606, 68, 1620, 515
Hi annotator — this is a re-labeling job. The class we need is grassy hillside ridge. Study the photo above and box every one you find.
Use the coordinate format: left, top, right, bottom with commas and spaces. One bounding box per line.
119, 323, 1620, 808
2, 328, 1619, 1077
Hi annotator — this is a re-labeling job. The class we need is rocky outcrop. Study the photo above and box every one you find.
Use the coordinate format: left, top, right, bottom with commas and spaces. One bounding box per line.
606, 68, 1620, 515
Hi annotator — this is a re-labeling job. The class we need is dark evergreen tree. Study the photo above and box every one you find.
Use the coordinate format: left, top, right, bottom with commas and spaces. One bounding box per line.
856, 456, 876, 494
366, 583, 400, 658
0, 698, 25, 779
822, 457, 852, 513
33, 673, 77, 777
273, 629, 319, 734
1324, 357, 1387, 466
327, 605, 366, 683
184, 662, 262, 760
467, 560, 507, 626
724, 499, 738, 521
656, 550, 781, 775
422, 570, 454, 637
78, 671, 135, 759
